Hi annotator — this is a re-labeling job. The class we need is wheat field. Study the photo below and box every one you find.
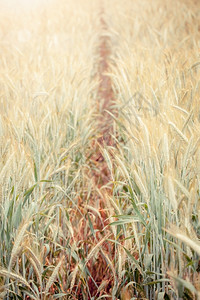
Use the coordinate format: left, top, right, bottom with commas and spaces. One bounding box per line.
0, 0, 200, 299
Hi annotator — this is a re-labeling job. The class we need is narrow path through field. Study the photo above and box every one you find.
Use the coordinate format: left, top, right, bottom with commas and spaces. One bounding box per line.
93, 4, 116, 186
79, 3, 117, 298
70, 3, 117, 297
98, 6, 115, 142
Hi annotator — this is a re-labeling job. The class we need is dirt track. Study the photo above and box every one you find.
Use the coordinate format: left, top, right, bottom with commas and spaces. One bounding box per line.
71, 4, 117, 298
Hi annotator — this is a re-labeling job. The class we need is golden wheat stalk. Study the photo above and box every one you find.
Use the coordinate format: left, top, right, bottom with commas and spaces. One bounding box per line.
44, 255, 64, 296
0, 268, 31, 288
9, 220, 32, 270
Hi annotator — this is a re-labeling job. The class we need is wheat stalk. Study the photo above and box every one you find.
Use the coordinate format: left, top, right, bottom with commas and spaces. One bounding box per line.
9, 220, 31, 270
44, 255, 64, 296
169, 121, 188, 143
70, 264, 79, 292
0, 268, 31, 288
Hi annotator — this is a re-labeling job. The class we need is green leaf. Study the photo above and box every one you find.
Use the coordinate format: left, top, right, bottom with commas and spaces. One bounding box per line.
87, 213, 95, 237
13, 201, 22, 228
110, 214, 144, 226
128, 186, 146, 226
157, 292, 166, 300
19, 287, 38, 300
123, 246, 144, 275
40, 180, 52, 183
34, 162, 38, 182
23, 184, 37, 204
143, 279, 171, 286
168, 273, 198, 295
53, 294, 67, 299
